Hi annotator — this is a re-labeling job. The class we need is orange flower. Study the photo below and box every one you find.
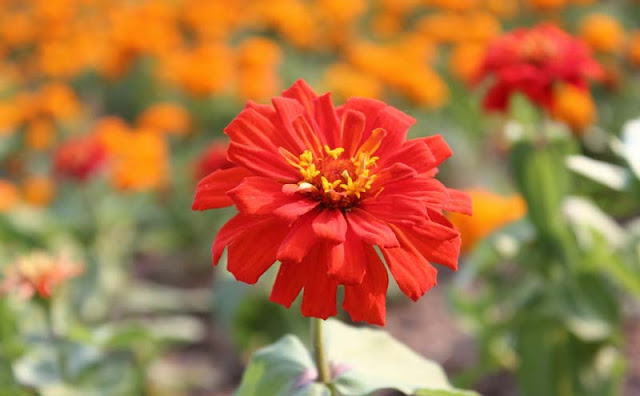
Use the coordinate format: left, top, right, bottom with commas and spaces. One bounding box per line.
325, 63, 382, 100
98, 121, 169, 191
551, 83, 596, 134
236, 38, 282, 101
1, 11, 35, 48
36, 82, 79, 121
136, 103, 191, 136
579, 14, 626, 54
0, 180, 20, 212
629, 31, 640, 67
0, 252, 82, 299
484, 0, 518, 18
449, 43, 486, 84
0, 102, 21, 134
526, 0, 567, 11
237, 37, 281, 69
22, 176, 56, 207
25, 118, 56, 150
448, 189, 526, 253
162, 44, 235, 96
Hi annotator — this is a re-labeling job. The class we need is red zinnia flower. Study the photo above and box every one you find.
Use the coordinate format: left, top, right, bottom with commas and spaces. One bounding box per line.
54, 134, 107, 181
192, 80, 471, 325
475, 23, 603, 112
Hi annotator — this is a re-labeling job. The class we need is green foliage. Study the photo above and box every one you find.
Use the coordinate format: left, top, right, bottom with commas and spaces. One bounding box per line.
237, 320, 479, 396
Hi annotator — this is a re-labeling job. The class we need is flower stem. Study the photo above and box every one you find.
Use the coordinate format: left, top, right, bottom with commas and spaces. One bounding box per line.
311, 318, 331, 384
41, 299, 68, 381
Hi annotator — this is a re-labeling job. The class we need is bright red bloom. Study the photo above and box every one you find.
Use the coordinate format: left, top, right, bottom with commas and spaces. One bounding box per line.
193, 140, 235, 180
192, 80, 471, 325
54, 134, 107, 181
475, 23, 603, 112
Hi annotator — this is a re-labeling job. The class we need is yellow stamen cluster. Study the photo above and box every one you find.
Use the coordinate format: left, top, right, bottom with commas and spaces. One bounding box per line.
283, 144, 380, 207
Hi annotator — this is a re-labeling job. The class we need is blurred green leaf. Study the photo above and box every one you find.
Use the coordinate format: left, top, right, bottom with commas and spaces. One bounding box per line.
325, 320, 479, 396
236, 334, 325, 396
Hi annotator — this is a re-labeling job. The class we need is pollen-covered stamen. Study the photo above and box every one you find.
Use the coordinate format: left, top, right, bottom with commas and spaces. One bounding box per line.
281, 129, 387, 208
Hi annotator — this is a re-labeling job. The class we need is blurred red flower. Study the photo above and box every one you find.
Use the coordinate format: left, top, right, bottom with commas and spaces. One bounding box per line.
192, 80, 471, 325
54, 134, 107, 181
475, 23, 602, 112
193, 140, 234, 180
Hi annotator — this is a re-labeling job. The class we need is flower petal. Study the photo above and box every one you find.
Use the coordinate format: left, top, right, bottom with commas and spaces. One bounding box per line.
343, 244, 389, 326
227, 141, 297, 180
272, 198, 321, 223
212, 213, 267, 265
361, 195, 428, 226
277, 211, 319, 262
227, 217, 288, 284
346, 208, 399, 247
444, 188, 473, 215
381, 139, 436, 174
282, 79, 318, 117
312, 209, 347, 243
341, 109, 366, 157
228, 176, 285, 215
313, 93, 340, 148
192, 167, 251, 210
380, 224, 438, 301
301, 245, 338, 319
270, 260, 306, 308
327, 231, 366, 285
422, 135, 453, 168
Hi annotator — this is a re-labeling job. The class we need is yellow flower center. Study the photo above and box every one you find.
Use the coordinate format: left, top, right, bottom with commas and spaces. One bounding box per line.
281, 128, 385, 209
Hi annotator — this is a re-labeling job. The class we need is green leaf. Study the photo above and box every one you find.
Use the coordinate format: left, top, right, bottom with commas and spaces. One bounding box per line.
13, 341, 102, 387
325, 320, 479, 396
236, 335, 328, 396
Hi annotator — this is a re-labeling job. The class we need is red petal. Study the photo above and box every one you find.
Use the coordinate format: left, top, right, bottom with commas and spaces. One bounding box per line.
245, 100, 306, 153
369, 106, 416, 159
312, 209, 347, 243
269, 260, 305, 308
277, 211, 319, 262
422, 135, 453, 168
408, 210, 461, 270
272, 97, 308, 153
343, 244, 389, 325
380, 224, 438, 301
282, 79, 318, 118
227, 141, 297, 180
228, 176, 285, 215
192, 167, 251, 211
361, 195, 428, 226
341, 109, 366, 157
381, 139, 436, 174
346, 208, 399, 247
313, 93, 340, 148
292, 115, 323, 157
444, 188, 473, 215
224, 108, 282, 152
338, 97, 386, 136
227, 217, 288, 284
301, 245, 338, 319
327, 232, 366, 285
212, 213, 265, 265
272, 198, 321, 223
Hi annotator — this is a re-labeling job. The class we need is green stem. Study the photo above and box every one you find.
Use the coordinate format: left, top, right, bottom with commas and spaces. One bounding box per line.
41, 299, 68, 381
311, 318, 337, 394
